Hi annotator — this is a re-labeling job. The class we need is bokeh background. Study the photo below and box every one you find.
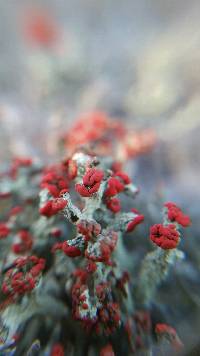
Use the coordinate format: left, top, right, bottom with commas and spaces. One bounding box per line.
0, 1, 199, 354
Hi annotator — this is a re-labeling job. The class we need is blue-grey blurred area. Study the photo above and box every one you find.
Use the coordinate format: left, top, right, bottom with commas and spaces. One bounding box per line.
0, 0, 199, 206
0, 0, 199, 219
0, 5, 199, 187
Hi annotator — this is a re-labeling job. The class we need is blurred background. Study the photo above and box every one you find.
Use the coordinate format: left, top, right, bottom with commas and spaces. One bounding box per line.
0, 0, 199, 199
0, 1, 199, 353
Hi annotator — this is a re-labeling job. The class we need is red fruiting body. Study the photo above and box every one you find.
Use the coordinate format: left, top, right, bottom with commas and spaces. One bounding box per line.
155, 323, 183, 349
39, 198, 67, 217
77, 220, 101, 240
0, 223, 10, 239
165, 202, 191, 227
150, 224, 180, 249
111, 161, 123, 173
39, 201, 54, 217
114, 171, 131, 185
59, 189, 68, 196
75, 184, 92, 197
52, 241, 82, 257
83, 168, 104, 186
24, 8, 58, 47
75, 168, 104, 197
100, 344, 115, 356
126, 212, 144, 232
12, 230, 33, 254
51, 199, 67, 213
50, 343, 65, 356
86, 261, 97, 273
155, 323, 176, 335
104, 177, 124, 197
50, 228, 62, 238
43, 184, 60, 198
13, 157, 33, 167
116, 271, 130, 295
9, 206, 23, 216
100, 242, 113, 263
0, 191, 12, 199
41, 163, 70, 198
73, 268, 88, 282
62, 242, 82, 257
106, 198, 121, 213
51, 242, 63, 253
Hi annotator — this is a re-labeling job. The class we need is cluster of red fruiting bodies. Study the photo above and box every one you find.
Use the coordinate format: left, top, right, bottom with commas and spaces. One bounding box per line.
72, 267, 121, 335
0, 158, 33, 198
150, 202, 191, 249
48, 166, 144, 264
61, 112, 156, 161
165, 202, 191, 227
75, 168, 104, 198
39, 163, 144, 231
0, 113, 191, 354
40, 198, 67, 218
39, 159, 78, 218
0, 222, 33, 254
37, 156, 190, 352
2, 256, 45, 298
0, 153, 190, 353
